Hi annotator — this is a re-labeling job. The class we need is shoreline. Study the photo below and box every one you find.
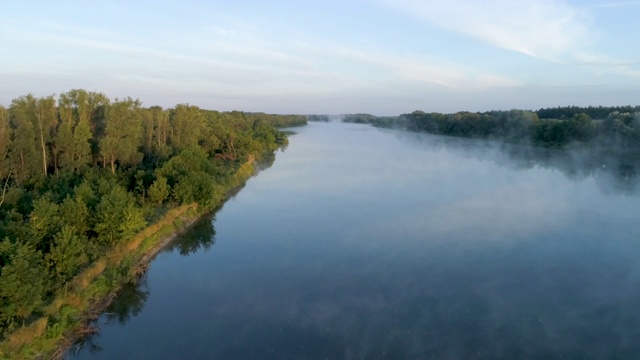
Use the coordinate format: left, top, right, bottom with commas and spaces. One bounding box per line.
50, 213, 202, 360
0, 157, 262, 360
50, 157, 262, 359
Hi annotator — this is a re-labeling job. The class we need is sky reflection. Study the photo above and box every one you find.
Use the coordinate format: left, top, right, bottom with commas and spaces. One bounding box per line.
70, 123, 640, 360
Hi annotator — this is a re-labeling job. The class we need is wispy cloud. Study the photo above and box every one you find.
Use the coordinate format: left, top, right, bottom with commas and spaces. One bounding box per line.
573, 52, 640, 78
2, 16, 519, 98
4, 1, 638, 113
293, 44, 520, 91
378, 0, 640, 80
378, 0, 591, 61
595, 1, 640, 8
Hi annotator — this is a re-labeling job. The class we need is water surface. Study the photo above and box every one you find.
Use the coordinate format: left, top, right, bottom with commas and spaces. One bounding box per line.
69, 122, 640, 359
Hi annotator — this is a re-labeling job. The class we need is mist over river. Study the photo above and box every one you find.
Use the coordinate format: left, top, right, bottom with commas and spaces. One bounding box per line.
69, 122, 640, 359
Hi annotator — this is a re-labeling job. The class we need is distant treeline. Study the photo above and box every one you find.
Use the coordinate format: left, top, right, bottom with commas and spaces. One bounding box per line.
308, 106, 640, 149
0, 89, 303, 340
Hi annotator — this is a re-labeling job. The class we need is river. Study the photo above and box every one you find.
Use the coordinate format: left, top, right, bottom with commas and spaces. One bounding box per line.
68, 122, 640, 359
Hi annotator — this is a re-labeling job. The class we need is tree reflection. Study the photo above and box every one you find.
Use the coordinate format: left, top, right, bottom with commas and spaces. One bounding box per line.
164, 217, 217, 256
68, 276, 150, 357
106, 275, 150, 324
392, 129, 640, 194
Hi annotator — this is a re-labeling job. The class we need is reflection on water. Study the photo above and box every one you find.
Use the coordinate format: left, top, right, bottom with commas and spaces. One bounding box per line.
69, 123, 640, 359
69, 278, 150, 357
162, 216, 216, 257
388, 128, 640, 194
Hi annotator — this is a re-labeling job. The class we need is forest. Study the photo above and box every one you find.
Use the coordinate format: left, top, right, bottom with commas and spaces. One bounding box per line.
311, 106, 640, 150
0, 89, 305, 357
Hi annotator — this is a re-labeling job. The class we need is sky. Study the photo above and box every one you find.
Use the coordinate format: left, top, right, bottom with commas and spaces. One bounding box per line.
1, 0, 640, 115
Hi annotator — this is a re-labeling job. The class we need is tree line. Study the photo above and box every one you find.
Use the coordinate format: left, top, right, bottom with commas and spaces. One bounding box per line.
0, 89, 305, 337
309, 106, 640, 149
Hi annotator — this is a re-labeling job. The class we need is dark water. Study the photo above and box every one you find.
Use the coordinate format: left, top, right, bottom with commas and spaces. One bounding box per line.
68, 122, 640, 359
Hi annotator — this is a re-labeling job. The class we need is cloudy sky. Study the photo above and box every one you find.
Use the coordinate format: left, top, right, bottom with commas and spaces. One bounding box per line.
1, 0, 640, 115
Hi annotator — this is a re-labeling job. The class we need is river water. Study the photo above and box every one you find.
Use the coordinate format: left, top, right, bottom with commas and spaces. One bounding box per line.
68, 122, 640, 359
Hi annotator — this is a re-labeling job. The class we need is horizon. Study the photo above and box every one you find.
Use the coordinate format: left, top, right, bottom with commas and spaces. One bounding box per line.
2, 88, 638, 117
2, 1, 640, 115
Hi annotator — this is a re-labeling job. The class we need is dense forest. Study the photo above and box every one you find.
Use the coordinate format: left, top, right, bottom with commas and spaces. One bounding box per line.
0, 89, 305, 357
310, 106, 640, 150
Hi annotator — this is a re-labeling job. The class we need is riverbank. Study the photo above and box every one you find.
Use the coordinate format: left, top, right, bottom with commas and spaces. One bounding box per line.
0, 159, 260, 360
48, 204, 201, 360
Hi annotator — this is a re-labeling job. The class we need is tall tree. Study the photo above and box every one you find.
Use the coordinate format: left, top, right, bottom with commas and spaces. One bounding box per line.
95, 186, 145, 245
100, 98, 143, 173
0, 106, 11, 178
56, 93, 76, 172
29, 197, 60, 251
0, 240, 49, 330
46, 226, 89, 283
169, 104, 203, 152
56, 90, 108, 172
140, 106, 172, 162
34, 96, 57, 175
58, 195, 90, 236
8, 95, 57, 177
9, 95, 39, 184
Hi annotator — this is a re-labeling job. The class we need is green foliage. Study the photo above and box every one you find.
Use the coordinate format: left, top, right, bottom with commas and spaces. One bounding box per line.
244, 112, 307, 127
169, 104, 203, 152
73, 181, 98, 210
0, 105, 11, 179
120, 202, 147, 240
0, 210, 31, 245
95, 186, 145, 245
155, 148, 213, 184
147, 176, 169, 204
100, 98, 143, 173
172, 171, 221, 208
0, 241, 49, 333
46, 226, 89, 283
59, 195, 90, 236
28, 197, 60, 250
343, 107, 640, 150
9, 97, 40, 184
536, 105, 640, 120
0, 88, 291, 347
56, 89, 108, 173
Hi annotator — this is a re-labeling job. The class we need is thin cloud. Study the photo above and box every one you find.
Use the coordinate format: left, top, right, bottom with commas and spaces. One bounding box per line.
573, 52, 640, 78
377, 0, 591, 61
378, 0, 640, 80
296, 45, 520, 90
595, 1, 640, 8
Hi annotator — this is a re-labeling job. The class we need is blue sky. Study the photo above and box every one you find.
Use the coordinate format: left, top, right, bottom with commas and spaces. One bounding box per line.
1, 0, 640, 115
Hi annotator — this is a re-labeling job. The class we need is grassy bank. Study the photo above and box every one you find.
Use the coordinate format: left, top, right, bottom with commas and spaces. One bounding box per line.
0, 159, 259, 360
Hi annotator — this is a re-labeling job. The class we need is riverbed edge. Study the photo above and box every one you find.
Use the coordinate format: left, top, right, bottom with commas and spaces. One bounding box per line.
0, 159, 258, 360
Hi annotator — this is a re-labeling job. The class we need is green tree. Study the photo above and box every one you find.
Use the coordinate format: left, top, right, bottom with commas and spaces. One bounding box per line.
56, 90, 100, 172
155, 148, 212, 185
169, 104, 203, 152
172, 171, 220, 208
0, 240, 49, 331
46, 226, 89, 283
34, 96, 57, 175
9, 95, 40, 184
29, 197, 60, 250
147, 176, 169, 204
120, 202, 147, 240
0, 106, 11, 179
140, 106, 172, 161
95, 186, 145, 245
59, 195, 90, 236
100, 98, 143, 173
10, 95, 58, 176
